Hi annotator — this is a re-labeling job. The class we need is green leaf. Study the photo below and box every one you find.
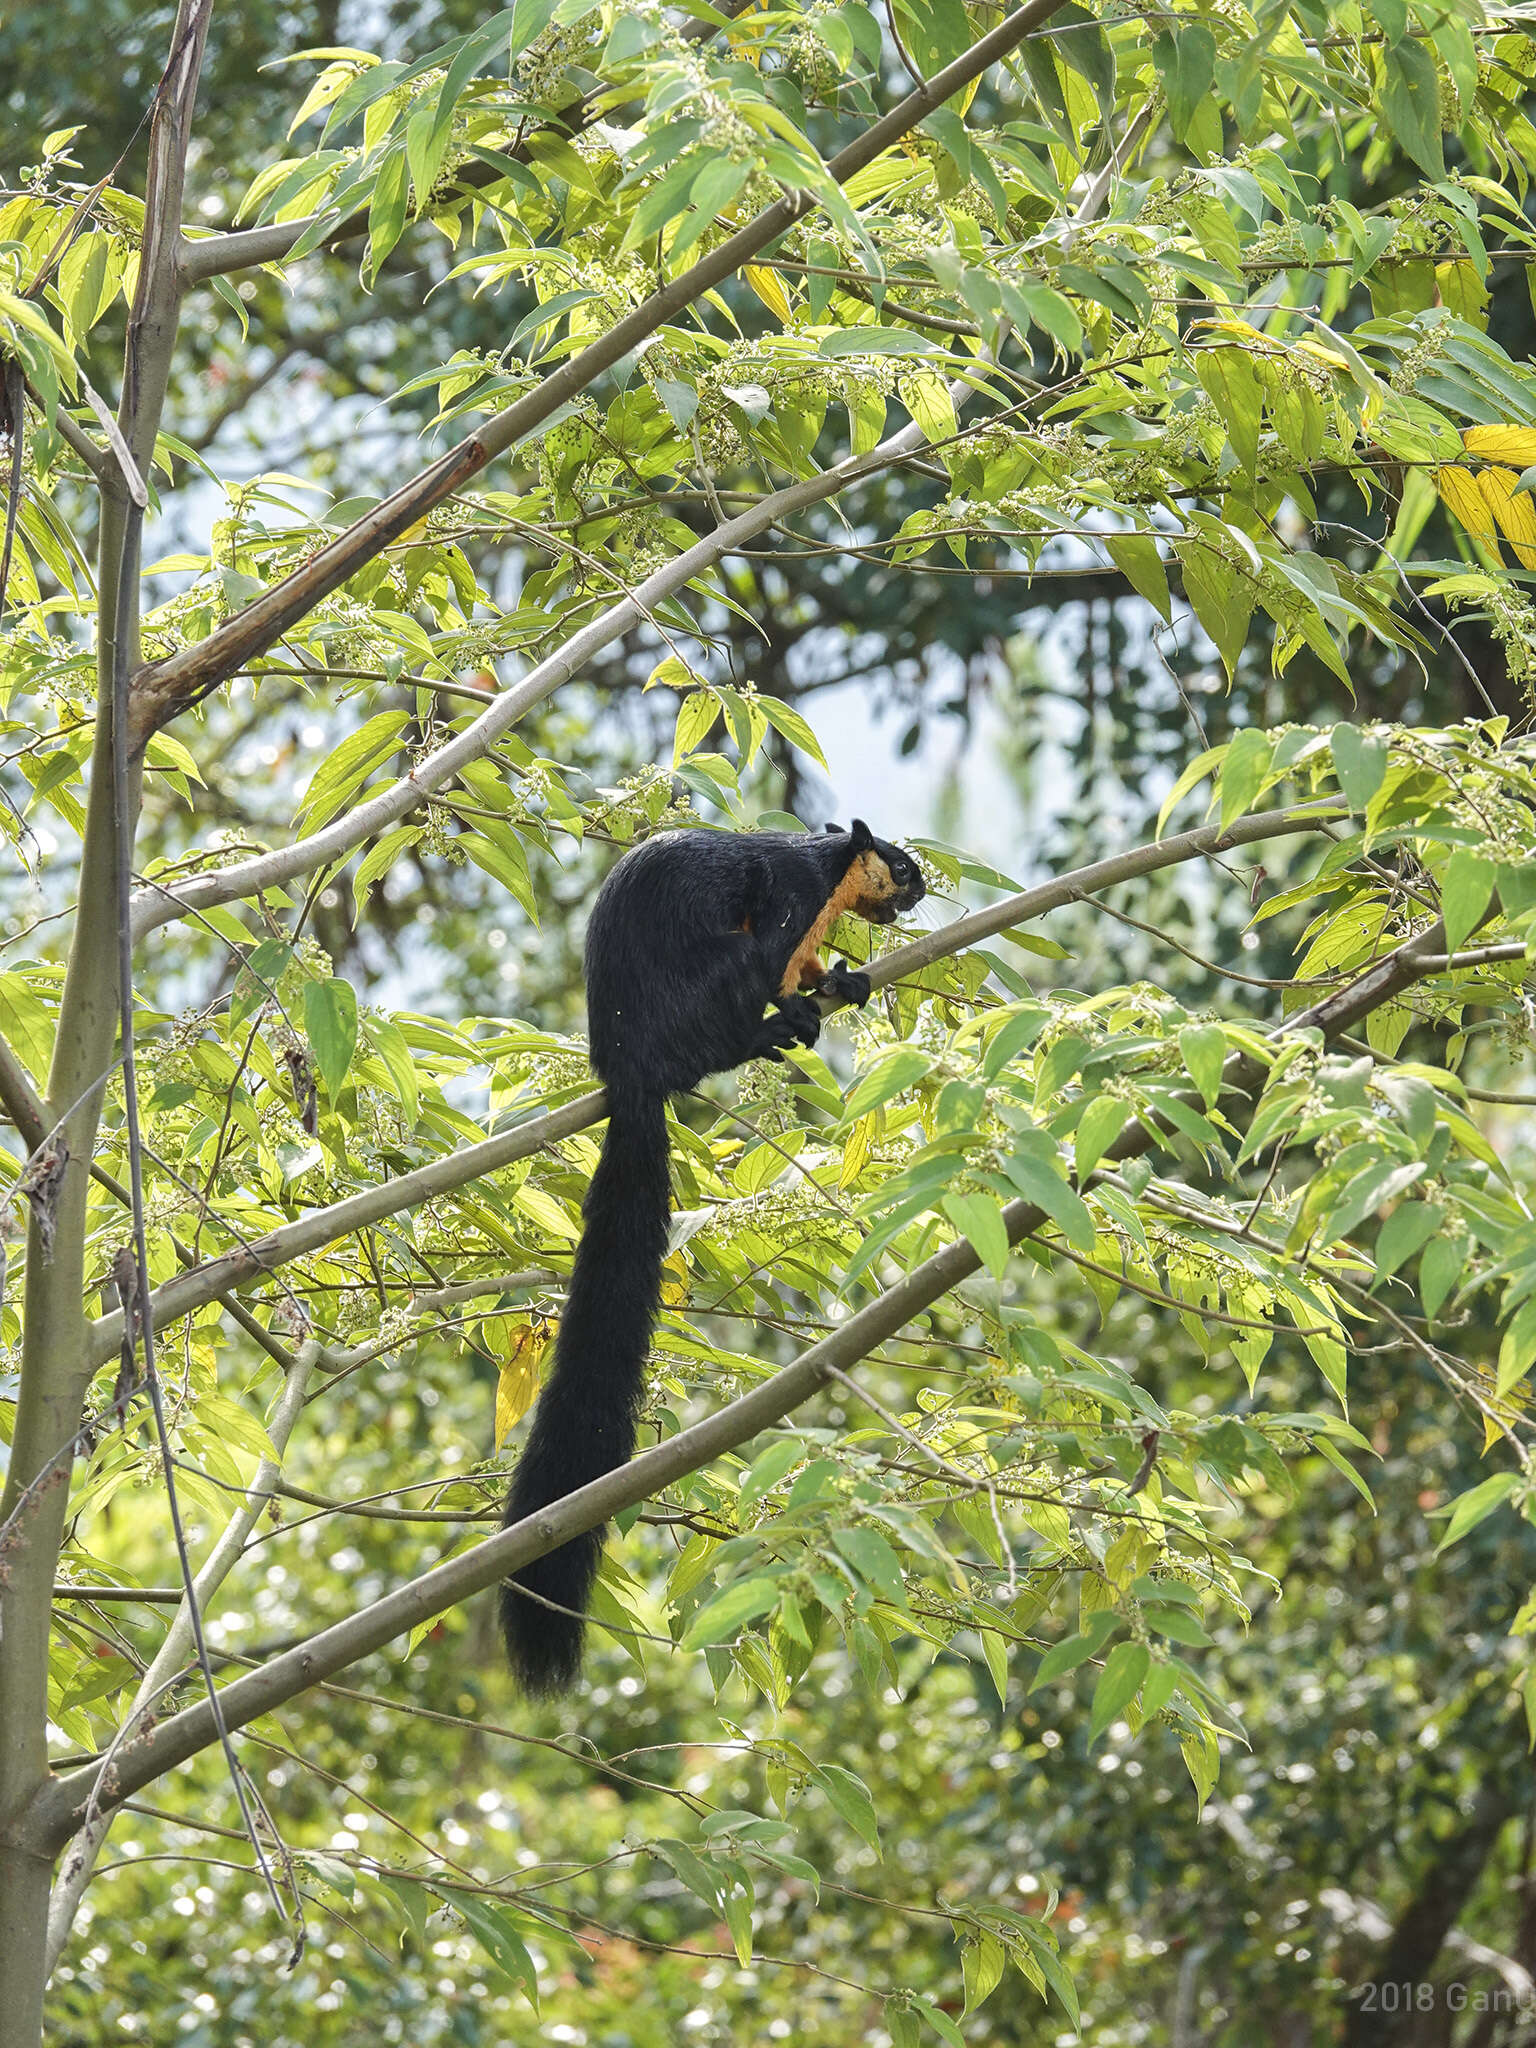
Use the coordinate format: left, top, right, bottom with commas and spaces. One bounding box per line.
1030, 1611, 1119, 1689
1372, 1200, 1442, 1284
297, 710, 410, 828
1369, 0, 1408, 43
231, 939, 293, 1028
365, 148, 410, 280
999, 277, 1083, 356
1382, 38, 1445, 178
886, 1999, 922, 2048
961, 1933, 1006, 2015
832, 1526, 906, 1600
682, 1575, 779, 1649
1196, 347, 1262, 475
303, 977, 358, 1097
1181, 1727, 1220, 1810
654, 377, 698, 430
1497, 1298, 1536, 1396
943, 1190, 1012, 1280
844, 1045, 932, 1119
1435, 1470, 1522, 1551
446, 1893, 540, 2010
1003, 1131, 1096, 1253
673, 689, 720, 763
1219, 726, 1272, 828
1106, 533, 1171, 620
378, 1872, 429, 1950
405, 104, 450, 211
1182, 548, 1254, 683
818, 1763, 881, 1851
365, 1015, 420, 1130
1019, 1923, 1081, 2027
1156, 744, 1224, 838
1313, 1433, 1377, 1509
1331, 724, 1389, 811
1075, 1094, 1130, 1177
1420, 1233, 1466, 1320
1034, 1030, 1088, 1104
1140, 1604, 1212, 1647
1499, 861, 1536, 914
982, 1005, 1049, 1079
351, 824, 423, 915
911, 1996, 967, 2048
653, 1838, 720, 1908
739, 1438, 802, 1512
1089, 1641, 1150, 1742
1178, 1023, 1227, 1108
1323, 1159, 1426, 1244
759, 696, 829, 770
1304, 1328, 1349, 1407
720, 1884, 755, 1967
512, 1183, 582, 1241
1154, 21, 1217, 142
891, 0, 973, 85
903, 369, 958, 446
978, 1626, 1009, 1704
1441, 850, 1496, 958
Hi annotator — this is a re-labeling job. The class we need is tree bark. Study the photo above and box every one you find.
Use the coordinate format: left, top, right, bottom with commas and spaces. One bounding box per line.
1345, 1782, 1516, 2048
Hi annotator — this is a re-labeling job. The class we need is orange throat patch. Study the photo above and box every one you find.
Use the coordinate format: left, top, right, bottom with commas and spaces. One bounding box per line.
777, 851, 898, 996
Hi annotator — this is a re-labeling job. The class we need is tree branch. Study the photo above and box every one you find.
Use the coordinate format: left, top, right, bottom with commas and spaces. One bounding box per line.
129, 409, 984, 941
25, 905, 1465, 1856
1343, 1777, 1517, 2048
99, 803, 1341, 1365
0, 6, 212, 2032
125, 0, 1067, 746
43, 1338, 323, 1970
177, 0, 759, 284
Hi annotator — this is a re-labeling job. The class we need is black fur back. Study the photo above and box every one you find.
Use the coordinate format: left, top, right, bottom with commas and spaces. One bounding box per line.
498, 1089, 671, 1694
498, 822, 923, 1692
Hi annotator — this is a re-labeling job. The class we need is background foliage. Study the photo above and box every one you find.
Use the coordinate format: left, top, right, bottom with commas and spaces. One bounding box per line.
6, 0, 1536, 2042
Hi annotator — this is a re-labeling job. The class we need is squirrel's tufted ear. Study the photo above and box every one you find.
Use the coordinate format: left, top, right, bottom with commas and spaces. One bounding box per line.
822, 821, 845, 835
847, 818, 874, 853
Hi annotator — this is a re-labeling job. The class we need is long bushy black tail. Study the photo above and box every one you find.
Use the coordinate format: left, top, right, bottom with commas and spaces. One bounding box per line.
499, 1088, 671, 1694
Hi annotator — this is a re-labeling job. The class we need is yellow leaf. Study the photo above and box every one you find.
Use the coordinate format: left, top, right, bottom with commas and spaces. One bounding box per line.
839, 1113, 872, 1190
492, 1318, 554, 1446
744, 264, 792, 323
1435, 465, 1501, 559
1462, 424, 1536, 467
1202, 317, 1267, 345
660, 1253, 689, 1307
1477, 466, 1536, 570
1291, 337, 1350, 371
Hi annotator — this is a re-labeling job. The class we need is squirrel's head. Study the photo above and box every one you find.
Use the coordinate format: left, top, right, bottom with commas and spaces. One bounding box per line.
823, 819, 927, 925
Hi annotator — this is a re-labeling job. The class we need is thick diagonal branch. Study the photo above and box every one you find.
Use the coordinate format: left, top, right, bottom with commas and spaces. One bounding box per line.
131, 392, 977, 937
26, 905, 1462, 1856
98, 803, 1342, 1366
127, 0, 1065, 746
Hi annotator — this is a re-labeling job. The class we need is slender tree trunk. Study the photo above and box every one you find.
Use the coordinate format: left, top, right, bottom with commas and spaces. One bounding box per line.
1345, 1781, 1516, 2048
0, 5, 207, 2035
0, 691, 134, 2048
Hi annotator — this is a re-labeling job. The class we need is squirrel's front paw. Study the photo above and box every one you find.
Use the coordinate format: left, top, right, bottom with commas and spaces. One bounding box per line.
816, 960, 871, 1009
774, 994, 823, 1048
